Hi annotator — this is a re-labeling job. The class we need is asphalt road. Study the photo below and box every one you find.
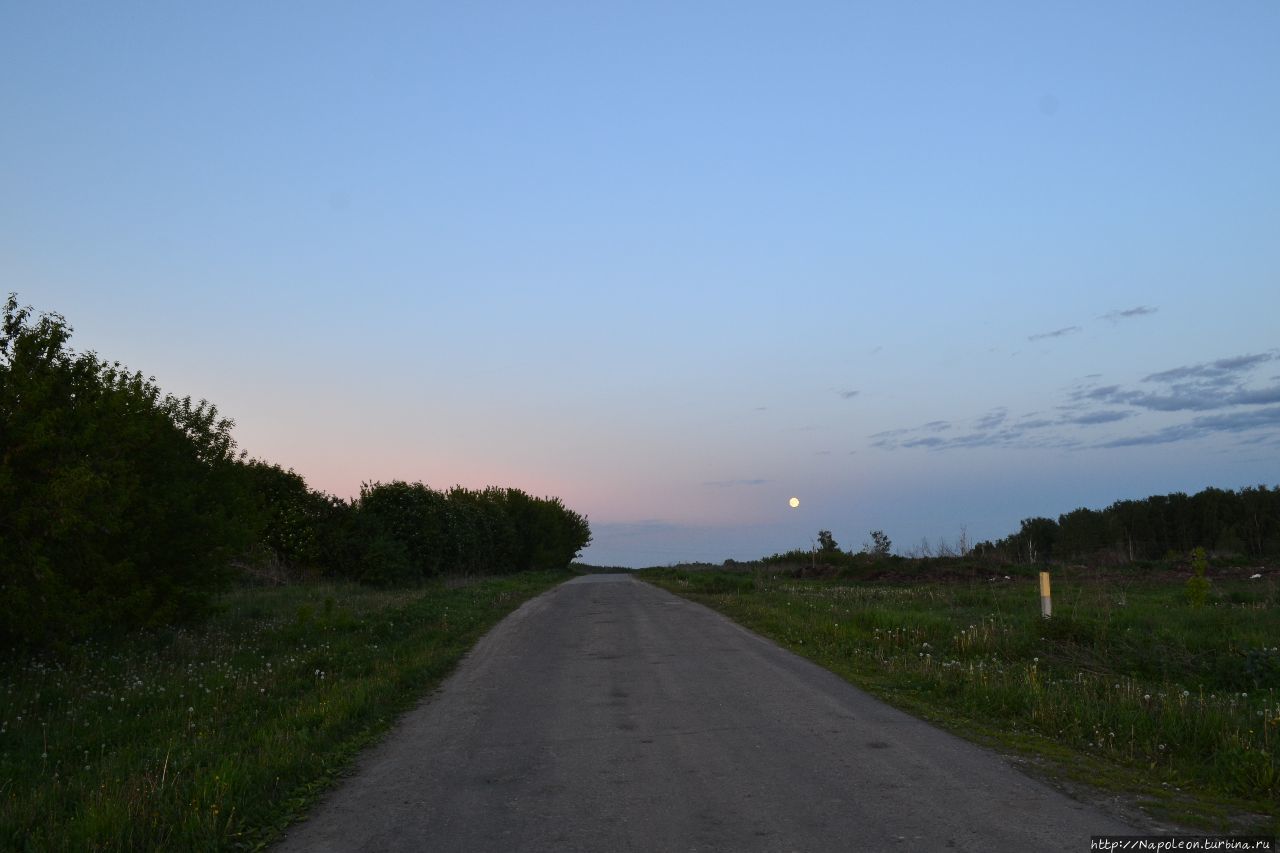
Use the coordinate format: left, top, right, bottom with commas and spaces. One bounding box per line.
275, 574, 1134, 852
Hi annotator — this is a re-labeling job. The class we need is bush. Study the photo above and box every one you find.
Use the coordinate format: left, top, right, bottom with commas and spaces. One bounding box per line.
0, 294, 595, 641
1185, 546, 1211, 607
0, 295, 252, 644
353, 483, 592, 579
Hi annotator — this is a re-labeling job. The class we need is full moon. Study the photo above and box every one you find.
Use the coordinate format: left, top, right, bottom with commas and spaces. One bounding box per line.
788, 497, 800, 508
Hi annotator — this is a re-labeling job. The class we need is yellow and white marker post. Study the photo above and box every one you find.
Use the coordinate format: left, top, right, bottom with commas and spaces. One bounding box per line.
1039, 571, 1052, 619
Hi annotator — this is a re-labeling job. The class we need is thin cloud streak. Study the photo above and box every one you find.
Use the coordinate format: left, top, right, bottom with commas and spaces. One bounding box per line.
1063, 410, 1132, 425
974, 408, 1008, 430
1028, 326, 1081, 341
1144, 353, 1275, 384
1101, 305, 1158, 322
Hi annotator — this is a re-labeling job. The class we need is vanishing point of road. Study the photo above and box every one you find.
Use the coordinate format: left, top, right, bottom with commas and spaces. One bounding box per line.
276, 574, 1134, 852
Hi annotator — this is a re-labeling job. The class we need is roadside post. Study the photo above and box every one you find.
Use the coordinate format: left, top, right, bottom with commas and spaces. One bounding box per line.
1039, 571, 1052, 619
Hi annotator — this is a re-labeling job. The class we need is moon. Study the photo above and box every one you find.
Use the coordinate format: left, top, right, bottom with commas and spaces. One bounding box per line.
789, 497, 800, 508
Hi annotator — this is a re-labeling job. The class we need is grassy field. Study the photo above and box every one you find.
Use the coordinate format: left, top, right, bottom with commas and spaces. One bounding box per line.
641, 565, 1280, 833
0, 571, 568, 851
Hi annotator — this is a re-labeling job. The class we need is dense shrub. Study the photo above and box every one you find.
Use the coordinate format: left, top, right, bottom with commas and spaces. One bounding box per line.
1, 295, 594, 644
353, 482, 591, 582
0, 296, 252, 643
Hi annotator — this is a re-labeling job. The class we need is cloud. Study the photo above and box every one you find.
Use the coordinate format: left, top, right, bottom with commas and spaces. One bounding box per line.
1028, 325, 1081, 342
1085, 384, 1280, 413
1067, 353, 1280, 412
839, 390, 860, 399
1098, 406, 1280, 448
870, 350, 1279, 453
1078, 384, 1122, 401
1101, 305, 1158, 322
1191, 407, 1280, 432
1144, 353, 1274, 384
871, 414, 1044, 451
1063, 410, 1132, 425
702, 478, 769, 487
973, 408, 1008, 430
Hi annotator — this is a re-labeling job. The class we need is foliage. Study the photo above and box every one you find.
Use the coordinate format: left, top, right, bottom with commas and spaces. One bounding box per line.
816, 530, 838, 553
866, 529, 892, 557
234, 460, 346, 575
0, 295, 252, 644
353, 483, 591, 583
232, 472, 592, 585
1, 294, 592, 644
977, 486, 1280, 564
1186, 546, 1211, 607
0, 572, 568, 851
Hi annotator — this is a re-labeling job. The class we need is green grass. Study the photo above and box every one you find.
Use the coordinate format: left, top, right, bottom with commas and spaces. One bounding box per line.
1, 571, 568, 851
641, 567, 1280, 833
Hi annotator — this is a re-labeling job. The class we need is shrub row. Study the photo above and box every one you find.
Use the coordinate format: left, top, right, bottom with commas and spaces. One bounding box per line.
0, 295, 590, 645
240, 463, 591, 585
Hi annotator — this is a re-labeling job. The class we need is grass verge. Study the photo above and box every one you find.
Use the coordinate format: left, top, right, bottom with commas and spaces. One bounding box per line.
640, 567, 1279, 834
1, 570, 568, 850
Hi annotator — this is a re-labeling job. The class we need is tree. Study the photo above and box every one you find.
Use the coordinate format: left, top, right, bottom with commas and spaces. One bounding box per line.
866, 530, 892, 557
816, 530, 838, 553
1, 294, 252, 643
1057, 507, 1108, 560
1015, 517, 1058, 564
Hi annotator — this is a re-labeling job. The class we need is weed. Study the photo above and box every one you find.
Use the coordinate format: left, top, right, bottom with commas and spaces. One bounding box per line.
0, 571, 567, 850
642, 568, 1279, 832
1187, 547, 1211, 608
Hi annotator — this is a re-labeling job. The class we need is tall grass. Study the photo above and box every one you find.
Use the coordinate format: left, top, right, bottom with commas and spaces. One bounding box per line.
0, 571, 567, 850
643, 569, 1280, 830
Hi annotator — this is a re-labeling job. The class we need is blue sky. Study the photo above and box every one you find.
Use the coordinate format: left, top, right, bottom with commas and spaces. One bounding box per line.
4, 1, 1278, 566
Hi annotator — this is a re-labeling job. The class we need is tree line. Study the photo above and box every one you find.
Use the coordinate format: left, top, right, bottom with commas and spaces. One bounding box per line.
978, 485, 1280, 564
0, 295, 590, 644
757, 490, 1279, 572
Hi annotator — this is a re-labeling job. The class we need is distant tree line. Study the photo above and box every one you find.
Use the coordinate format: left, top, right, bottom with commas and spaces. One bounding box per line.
240, 464, 591, 585
0, 295, 590, 645
978, 486, 1280, 564
757, 490, 1280, 573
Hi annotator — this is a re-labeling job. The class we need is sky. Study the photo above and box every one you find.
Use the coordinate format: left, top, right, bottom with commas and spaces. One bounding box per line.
3, 1, 1278, 567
